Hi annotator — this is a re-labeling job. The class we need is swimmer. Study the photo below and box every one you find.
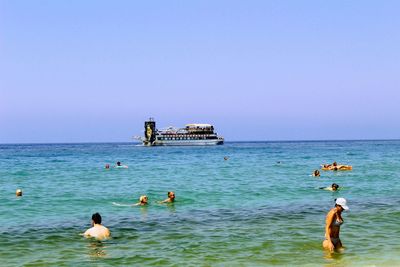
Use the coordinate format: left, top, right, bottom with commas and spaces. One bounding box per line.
133, 195, 148, 206
224, 156, 229, 161
115, 161, 128, 168
322, 198, 349, 252
159, 191, 175, 203
312, 170, 320, 177
16, 189, 22, 197
83, 213, 111, 240
105, 164, 110, 169
320, 183, 339, 191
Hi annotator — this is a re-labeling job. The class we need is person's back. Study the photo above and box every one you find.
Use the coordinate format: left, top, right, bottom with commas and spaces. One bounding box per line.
84, 224, 110, 240
84, 213, 111, 240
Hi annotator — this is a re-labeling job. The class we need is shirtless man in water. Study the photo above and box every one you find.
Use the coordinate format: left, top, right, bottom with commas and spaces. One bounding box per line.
83, 213, 111, 240
159, 191, 175, 203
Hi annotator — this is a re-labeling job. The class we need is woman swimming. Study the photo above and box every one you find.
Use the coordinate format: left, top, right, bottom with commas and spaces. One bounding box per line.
133, 195, 148, 206
323, 198, 349, 252
320, 183, 339, 191
112, 195, 148, 207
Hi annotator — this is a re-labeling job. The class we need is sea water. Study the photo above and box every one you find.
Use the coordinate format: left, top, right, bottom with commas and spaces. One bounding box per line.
0, 141, 399, 266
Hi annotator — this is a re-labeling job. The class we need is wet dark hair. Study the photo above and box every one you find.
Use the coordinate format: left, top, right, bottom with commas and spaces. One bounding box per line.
92, 213, 102, 224
332, 183, 339, 189
117, 161, 121, 166
168, 191, 175, 197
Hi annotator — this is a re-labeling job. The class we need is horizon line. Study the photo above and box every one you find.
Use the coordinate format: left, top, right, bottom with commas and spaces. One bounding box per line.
1, 138, 399, 145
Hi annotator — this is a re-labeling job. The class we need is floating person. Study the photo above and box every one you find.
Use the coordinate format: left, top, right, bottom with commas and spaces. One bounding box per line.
83, 213, 111, 240
159, 191, 175, 203
115, 161, 128, 169
321, 162, 352, 171
320, 183, 340, 191
322, 198, 349, 252
105, 164, 110, 170
112, 195, 148, 207
133, 195, 148, 206
312, 170, 321, 177
16, 189, 23, 197
224, 156, 229, 161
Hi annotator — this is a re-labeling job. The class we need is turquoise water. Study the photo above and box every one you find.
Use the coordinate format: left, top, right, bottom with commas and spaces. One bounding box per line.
1, 141, 399, 266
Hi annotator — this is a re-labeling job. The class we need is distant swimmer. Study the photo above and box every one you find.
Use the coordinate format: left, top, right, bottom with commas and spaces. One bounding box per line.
159, 191, 175, 203
112, 195, 149, 207
115, 161, 128, 169
105, 164, 110, 169
312, 170, 321, 177
134, 195, 148, 206
16, 189, 22, 197
323, 198, 349, 252
83, 213, 111, 240
320, 183, 339, 191
224, 156, 229, 161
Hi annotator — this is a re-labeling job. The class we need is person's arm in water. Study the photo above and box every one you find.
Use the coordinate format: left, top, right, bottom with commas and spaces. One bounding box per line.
105, 227, 111, 237
83, 228, 92, 237
159, 197, 174, 204
325, 210, 335, 252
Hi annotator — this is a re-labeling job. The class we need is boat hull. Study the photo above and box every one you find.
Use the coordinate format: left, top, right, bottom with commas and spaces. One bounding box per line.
151, 138, 224, 146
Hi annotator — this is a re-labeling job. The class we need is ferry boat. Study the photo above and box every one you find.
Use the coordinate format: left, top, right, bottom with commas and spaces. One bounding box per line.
137, 118, 224, 146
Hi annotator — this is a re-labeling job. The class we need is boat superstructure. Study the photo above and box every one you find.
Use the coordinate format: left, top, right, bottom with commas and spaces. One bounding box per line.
139, 118, 224, 146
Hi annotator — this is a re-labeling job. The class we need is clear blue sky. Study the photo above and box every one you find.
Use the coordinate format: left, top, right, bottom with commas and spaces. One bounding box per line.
1, 0, 399, 143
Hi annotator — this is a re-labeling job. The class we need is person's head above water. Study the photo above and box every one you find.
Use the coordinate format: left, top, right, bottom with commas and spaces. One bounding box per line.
331, 183, 339, 191
139, 195, 148, 204
116, 162, 121, 166
168, 191, 175, 200
332, 161, 338, 166
313, 170, 320, 176
92, 212, 102, 225
16, 189, 22, 196
335, 197, 349, 211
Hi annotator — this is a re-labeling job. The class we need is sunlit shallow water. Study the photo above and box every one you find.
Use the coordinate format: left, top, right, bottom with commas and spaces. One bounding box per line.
0, 141, 399, 266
